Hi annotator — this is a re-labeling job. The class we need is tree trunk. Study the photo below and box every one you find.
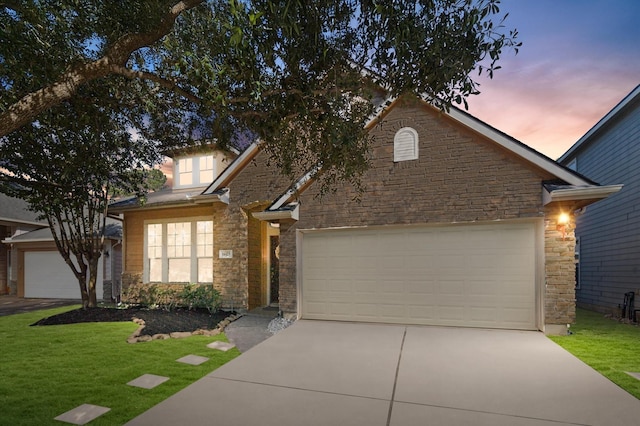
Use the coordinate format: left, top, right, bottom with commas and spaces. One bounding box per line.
77, 276, 90, 309
87, 260, 99, 308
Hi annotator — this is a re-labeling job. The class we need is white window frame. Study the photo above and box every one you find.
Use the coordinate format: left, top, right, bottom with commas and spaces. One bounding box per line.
394, 127, 419, 162
174, 154, 216, 188
143, 217, 214, 284
574, 236, 581, 290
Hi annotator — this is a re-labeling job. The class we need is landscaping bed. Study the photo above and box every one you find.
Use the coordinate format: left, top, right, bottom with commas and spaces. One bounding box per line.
31, 306, 234, 336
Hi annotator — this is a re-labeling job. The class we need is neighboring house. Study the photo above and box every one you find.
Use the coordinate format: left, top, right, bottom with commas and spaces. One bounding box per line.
110, 94, 622, 334
558, 84, 640, 315
0, 193, 46, 295
0, 193, 121, 300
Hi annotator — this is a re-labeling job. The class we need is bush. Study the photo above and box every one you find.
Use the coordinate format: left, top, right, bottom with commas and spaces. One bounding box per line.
122, 283, 221, 313
180, 284, 222, 314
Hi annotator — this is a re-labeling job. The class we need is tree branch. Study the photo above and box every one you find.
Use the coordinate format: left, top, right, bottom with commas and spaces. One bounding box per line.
109, 65, 202, 104
0, 0, 204, 138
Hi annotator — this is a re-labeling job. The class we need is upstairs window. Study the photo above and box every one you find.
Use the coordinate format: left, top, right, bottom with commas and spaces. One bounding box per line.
175, 155, 216, 188
394, 127, 419, 162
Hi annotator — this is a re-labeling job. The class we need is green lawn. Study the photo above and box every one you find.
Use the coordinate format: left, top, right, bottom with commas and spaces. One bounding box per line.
0, 306, 240, 425
549, 308, 640, 399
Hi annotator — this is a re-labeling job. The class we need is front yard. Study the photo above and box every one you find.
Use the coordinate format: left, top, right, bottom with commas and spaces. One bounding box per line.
549, 308, 640, 399
0, 305, 239, 425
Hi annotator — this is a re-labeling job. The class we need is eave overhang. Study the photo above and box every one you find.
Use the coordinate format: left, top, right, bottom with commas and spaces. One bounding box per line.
108, 188, 229, 214
542, 184, 623, 209
252, 203, 299, 222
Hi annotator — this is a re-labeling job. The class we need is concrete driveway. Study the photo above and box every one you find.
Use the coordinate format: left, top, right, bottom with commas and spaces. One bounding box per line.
127, 321, 640, 426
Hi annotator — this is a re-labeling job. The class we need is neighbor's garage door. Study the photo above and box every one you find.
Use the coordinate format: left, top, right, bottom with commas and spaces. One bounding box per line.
24, 251, 103, 299
301, 222, 537, 330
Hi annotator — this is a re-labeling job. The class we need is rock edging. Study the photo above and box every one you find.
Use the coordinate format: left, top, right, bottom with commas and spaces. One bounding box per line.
127, 313, 244, 344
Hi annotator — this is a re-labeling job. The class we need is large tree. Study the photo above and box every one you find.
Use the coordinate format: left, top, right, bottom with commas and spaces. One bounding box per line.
1, 0, 520, 187
0, 0, 519, 305
0, 80, 163, 307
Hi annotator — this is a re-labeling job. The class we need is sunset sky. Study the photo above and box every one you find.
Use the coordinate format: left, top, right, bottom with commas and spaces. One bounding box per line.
466, 0, 640, 160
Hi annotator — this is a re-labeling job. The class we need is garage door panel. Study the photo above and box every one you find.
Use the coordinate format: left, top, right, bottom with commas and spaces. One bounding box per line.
301, 222, 537, 330
25, 251, 103, 300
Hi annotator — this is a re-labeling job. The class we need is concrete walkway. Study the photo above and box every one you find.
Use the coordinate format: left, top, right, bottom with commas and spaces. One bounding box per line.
224, 309, 278, 353
126, 321, 640, 425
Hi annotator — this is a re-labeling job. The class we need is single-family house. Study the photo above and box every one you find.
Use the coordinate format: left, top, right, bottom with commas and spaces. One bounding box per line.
1, 192, 121, 300
0, 193, 45, 295
558, 84, 640, 315
110, 94, 622, 334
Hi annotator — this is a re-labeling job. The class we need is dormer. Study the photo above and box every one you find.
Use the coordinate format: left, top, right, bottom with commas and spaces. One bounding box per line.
165, 144, 237, 190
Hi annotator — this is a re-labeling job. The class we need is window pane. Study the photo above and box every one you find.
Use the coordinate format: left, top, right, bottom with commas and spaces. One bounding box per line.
147, 224, 162, 258
198, 258, 213, 283
149, 259, 162, 282
169, 258, 191, 282
178, 158, 193, 186
197, 220, 213, 258
167, 222, 191, 259
199, 155, 214, 183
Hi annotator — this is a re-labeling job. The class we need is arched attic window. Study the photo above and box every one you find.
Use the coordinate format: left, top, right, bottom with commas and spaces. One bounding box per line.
394, 127, 419, 162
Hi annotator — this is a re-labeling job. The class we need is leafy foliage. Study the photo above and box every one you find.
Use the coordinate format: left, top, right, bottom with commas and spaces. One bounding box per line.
0, 0, 520, 304
1, 0, 520, 192
122, 283, 222, 313
0, 79, 163, 307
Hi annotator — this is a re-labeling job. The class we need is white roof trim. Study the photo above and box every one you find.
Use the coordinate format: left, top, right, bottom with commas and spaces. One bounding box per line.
542, 184, 623, 206
202, 142, 261, 194
2, 237, 52, 244
252, 203, 299, 222
558, 84, 640, 163
364, 96, 397, 129
445, 107, 592, 186
0, 217, 45, 227
191, 188, 229, 205
363, 93, 592, 186
270, 166, 320, 210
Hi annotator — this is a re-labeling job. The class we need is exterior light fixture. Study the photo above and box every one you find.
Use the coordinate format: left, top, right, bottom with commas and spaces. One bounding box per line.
557, 212, 570, 240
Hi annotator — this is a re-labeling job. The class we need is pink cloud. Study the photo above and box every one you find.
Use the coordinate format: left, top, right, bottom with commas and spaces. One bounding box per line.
467, 55, 639, 160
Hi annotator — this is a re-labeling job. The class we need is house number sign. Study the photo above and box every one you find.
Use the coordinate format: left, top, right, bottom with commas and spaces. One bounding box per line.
219, 250, 233, 259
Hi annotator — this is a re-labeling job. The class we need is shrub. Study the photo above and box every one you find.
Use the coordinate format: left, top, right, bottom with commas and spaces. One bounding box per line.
121, 283, 221, 313
180, 284, 222, 314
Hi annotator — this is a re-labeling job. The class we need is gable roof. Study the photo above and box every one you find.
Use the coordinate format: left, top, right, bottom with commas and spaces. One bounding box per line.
558, 84, 640, 163
259, 94, 610, 212
2, 219, 122, 244
0, 193, 46, 227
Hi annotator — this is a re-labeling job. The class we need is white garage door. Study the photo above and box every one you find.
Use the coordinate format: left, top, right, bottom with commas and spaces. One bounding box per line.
24, 251, 103, 300
301, 222, 537, 330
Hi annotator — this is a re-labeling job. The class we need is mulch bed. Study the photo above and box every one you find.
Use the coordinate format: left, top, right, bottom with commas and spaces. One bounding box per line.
31, 307, 234, 336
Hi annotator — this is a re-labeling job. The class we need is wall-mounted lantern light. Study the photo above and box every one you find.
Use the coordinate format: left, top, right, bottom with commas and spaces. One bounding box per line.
557, 212, 570, 240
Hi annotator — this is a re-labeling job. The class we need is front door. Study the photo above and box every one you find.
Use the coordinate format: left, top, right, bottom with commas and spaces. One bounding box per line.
267, 225, 280, 306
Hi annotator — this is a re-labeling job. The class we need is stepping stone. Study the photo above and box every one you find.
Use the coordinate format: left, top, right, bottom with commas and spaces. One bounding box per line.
176, 354, 209, 365
54, 404, 110, 425
626, 372, 640, 380
127, 374, 170, 389
207, 341, 236, 352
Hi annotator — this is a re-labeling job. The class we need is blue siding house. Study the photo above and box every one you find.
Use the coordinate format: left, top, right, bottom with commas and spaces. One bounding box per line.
559, 85, 640, 315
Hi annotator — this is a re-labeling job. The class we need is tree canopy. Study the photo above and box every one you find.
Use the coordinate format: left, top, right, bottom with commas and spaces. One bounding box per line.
1, 0, 520, 190
0, 78, 166, 307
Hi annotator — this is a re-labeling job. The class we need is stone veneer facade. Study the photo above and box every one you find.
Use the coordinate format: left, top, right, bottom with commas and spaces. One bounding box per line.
118, 97, 579, 333
273, 99, 576, 333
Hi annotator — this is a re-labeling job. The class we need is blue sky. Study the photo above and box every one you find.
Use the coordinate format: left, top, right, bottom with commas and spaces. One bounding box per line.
466, 0, 640, 160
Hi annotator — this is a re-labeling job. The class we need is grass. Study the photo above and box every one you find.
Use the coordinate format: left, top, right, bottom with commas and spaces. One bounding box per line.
549, 308, 640, 399
0, 305, 240, 425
